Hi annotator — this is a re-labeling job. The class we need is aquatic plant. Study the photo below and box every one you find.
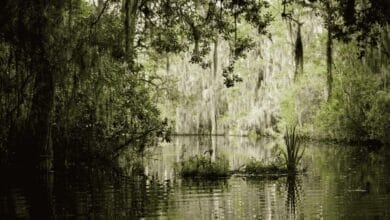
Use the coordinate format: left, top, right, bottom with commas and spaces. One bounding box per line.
283, 125, 305, 173
244, 158, 287, 175
175, 154, 229, 178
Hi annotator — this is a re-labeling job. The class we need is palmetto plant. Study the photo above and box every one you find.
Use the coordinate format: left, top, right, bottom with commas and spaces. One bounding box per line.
282, 125, 305, 173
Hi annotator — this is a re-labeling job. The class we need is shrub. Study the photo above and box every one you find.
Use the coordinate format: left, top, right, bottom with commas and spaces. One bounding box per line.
314, 42, 390, 144
244, 158, 287, 175
176, 154, 229, 178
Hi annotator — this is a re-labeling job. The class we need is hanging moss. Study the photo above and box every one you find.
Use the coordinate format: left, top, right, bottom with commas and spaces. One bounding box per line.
191, 26, 201, 63
294, 24, 303, 79
341, 0, 356, 26
256, 69, 264, 92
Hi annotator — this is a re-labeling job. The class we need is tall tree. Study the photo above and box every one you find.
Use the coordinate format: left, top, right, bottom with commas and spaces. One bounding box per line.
324, 1, 334, 100
123, 0, 140, 68
0, 0, 65, 169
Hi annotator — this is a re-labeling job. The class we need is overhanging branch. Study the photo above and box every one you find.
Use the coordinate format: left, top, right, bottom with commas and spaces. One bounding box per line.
90, 0, 110, 27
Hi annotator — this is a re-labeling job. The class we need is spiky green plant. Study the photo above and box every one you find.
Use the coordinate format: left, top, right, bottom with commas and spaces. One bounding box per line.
282, 125, 305, 173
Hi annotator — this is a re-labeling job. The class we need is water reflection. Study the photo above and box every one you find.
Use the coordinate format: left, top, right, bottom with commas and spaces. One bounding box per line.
0, 169, 55, 219
285, 174, 301, 219
1, 137, 390, 219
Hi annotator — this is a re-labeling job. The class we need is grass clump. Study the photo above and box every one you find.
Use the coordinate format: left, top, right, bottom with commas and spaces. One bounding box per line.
176, 154, 229, 178
244, 158, 287, 175
283, 125, 305, 173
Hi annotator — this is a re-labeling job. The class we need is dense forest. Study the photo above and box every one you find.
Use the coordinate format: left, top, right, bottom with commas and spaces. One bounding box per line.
0, 0, 389, 219
0, 0, 389, 171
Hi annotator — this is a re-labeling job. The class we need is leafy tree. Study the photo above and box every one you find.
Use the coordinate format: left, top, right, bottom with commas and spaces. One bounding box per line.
282, 0, 389, 100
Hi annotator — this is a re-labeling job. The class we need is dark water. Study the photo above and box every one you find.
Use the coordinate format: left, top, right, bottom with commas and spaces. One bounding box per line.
1, 136, 390, 219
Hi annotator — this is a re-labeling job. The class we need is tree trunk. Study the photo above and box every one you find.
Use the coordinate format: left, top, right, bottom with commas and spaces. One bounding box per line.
15, 1, 58, 171
123, 0, 139, 68
326, 20, 333, 101
213, 39, 218, 78
212, 39, 219, 135
166, 54, 170, 74
325, 2, 333, 101
98, 0, 105, 12
28, 63, 55, 170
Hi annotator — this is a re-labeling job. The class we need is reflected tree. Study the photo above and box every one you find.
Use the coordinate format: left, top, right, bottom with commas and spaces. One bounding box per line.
285, 174, 302, 219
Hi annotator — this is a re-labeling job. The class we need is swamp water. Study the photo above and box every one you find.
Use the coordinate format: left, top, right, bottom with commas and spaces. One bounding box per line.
1, 136, 390, 219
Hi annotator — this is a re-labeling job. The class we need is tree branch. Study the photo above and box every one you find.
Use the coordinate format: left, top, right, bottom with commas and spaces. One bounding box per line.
112, 127, 161, 157
90, 0, 110, 27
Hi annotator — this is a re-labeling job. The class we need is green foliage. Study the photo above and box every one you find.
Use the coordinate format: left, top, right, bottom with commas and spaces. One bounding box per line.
366, 91, 390, 143
0, 0, 170, 167
137, 0, 273, 88
315, 48, 390, 144
175, 154, 230, 178
283, 0, 390, 56
279, 72, 325, 131
279, 33, 389, 145
244, 158, 286, 175
222, 61, 243, 88
282, 125, 305, 173
280, 89, 299, 127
